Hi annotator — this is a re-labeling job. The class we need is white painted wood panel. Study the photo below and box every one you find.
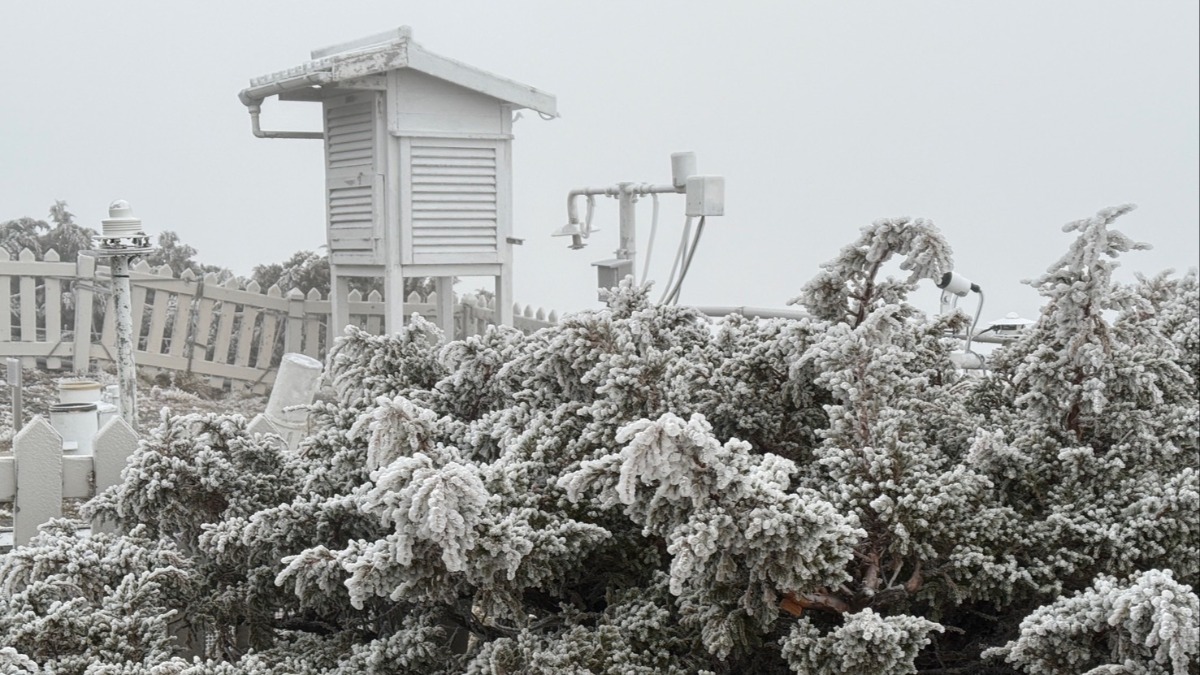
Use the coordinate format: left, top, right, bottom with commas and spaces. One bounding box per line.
18, 249, 36, 367
389, 69, 505, 135
72, 255, 97, 372
406, 140, 502, 265
44, 249, 62, 369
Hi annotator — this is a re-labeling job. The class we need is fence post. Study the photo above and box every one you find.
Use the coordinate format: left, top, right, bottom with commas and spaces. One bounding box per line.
92, 417, 138, 534
73, 254, 97, 372
13, 417, 63, 546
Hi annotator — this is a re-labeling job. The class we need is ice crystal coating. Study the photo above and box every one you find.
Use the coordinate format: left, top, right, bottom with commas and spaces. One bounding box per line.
986, 569, 1199, 675
0, 208, 1194, 673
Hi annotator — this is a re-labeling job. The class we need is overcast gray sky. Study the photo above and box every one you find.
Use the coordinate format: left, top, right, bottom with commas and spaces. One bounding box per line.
2, 1, 1196, 323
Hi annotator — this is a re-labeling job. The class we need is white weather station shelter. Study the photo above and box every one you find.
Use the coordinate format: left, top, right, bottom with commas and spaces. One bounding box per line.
238, 26, 557, 335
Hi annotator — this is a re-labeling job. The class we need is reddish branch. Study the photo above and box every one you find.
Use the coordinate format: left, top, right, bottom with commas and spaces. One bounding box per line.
780, 590, 852, 617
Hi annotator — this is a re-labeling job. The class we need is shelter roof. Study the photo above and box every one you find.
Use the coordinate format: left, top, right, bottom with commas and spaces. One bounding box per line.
240, 26, 557, 117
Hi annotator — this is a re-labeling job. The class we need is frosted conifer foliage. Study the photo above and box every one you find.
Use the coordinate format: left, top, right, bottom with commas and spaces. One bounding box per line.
1, 208, 1195, 673
0, 522, 194, 674
792, 216, 954, 325
985, 570, 1199, 675
560, 412, 863, 657
780, 608, 943, 675
970, 206, 1199, 597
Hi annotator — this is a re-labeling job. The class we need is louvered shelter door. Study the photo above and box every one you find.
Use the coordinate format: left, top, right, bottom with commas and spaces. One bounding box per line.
325, 96, 384, 267
327, 168, 383, 266
404, 139, 504, 266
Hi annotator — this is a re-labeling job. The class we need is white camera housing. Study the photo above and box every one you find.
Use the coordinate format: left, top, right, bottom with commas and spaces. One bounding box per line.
936, 271, 979, 297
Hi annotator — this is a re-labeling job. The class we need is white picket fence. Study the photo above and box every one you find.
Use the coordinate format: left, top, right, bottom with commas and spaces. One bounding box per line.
0, 416, 138, 549
0, 248, 557, 391
0, 411, 301, 550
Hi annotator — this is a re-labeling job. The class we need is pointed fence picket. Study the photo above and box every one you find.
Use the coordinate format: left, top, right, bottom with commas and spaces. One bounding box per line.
19, 249, 37, 367
235, 282, 261, 370
168, 270, 198, 361
1, 248, 79, 364
44, 250, 63, 370
0, 416, 140, 548
143, 263, 174, 355
0, 250, 558, 389
191, 273, 220, 365
303, 288, 323, 359
73, 254, 98, 372
207, 276, 241, 389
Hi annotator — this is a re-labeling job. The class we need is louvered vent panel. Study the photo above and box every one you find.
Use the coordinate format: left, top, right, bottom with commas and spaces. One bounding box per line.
326, 101, 375, 169
411, 143, 499, 258
328, 180, 375, 258
324, 97, 381, 265
329, 184, 372, 227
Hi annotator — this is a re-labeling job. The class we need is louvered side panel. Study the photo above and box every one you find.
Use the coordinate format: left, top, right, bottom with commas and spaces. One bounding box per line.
410, 142, 499, 263
324, 94, 384, 266
325, 101, 375, 169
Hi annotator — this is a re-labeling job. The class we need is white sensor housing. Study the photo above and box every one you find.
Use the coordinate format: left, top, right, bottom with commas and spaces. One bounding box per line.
592, 258, 634, 299
685, 176, 724, 217
671, 152, 697, 189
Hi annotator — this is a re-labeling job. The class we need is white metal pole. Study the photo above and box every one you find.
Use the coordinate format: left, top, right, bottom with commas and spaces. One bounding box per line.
111, 254, 138, 431
617, 182, 637, 284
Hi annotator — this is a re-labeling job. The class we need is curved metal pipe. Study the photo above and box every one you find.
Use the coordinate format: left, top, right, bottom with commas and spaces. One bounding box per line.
246, 104, 324, 140
239, 71, 331, 140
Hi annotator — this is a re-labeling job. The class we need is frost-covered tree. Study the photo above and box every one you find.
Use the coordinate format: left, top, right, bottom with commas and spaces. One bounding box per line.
1, 208, 1195, 674
0, 522, 195, 674
969, 206, 1199, 598
792, 216, 954, 326
0, 201, 96, 260
251, 249, 433, 299
985, 569, 1199, 675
